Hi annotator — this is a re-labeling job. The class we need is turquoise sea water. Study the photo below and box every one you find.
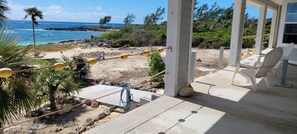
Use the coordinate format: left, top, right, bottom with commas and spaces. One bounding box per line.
4, 20, 124, 45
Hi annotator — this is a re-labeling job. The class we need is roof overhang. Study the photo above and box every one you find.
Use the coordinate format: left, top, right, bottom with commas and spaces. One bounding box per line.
247, 0, 281, 10
271, 0, 283, 5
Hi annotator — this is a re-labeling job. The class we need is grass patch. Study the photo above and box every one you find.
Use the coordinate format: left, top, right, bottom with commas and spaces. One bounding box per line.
27, 44, 79, 53
28, 58, 56, 66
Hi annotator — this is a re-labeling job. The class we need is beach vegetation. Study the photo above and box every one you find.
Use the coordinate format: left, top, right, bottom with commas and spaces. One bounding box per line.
0, 0, 9, 27
148, 52, 165, 83
99, 16, 112, 26
27, 44, 78, 53
33, 69, 79, 110
97, 3, 272, 49
144, 7, 165, 25
62, 55, 90, 84
28, 58, 56, 67
123, 13, 136, 25
24, 7, 43, 57
0, 30, 36, 128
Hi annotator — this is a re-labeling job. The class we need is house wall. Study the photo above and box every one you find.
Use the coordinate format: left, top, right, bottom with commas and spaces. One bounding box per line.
277, 0, 297, 47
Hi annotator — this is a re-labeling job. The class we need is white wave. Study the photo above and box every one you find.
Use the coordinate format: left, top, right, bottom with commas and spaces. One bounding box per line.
4, 30, 17, 34
16, 29, 46, 31
42, 34, 53, 37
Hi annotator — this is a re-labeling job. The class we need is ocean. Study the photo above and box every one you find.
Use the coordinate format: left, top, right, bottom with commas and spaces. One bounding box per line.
3, 20, 124, 45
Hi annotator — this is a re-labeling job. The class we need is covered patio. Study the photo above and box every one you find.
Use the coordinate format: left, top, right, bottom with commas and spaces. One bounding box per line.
86, 65, 297, 134
86, 0, 297, 133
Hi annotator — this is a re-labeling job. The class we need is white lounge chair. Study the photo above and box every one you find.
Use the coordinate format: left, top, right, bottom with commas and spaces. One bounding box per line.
242, 44, 294, 78
272, 44, 294, 77
231, 48, 283, 91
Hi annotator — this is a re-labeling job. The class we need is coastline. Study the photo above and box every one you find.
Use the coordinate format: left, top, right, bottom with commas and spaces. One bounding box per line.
44, 26, 120, 32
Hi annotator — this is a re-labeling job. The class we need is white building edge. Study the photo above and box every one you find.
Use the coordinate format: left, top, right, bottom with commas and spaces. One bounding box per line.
165, 0, 297, 96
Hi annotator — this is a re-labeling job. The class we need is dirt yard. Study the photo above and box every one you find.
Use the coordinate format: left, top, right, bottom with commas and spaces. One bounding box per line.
4, 97, 123, 134
43, 46, 231, 85
4, 46, 233, 134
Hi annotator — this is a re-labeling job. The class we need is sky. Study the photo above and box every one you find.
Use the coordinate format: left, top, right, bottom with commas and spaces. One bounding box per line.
7, 0, 272, 24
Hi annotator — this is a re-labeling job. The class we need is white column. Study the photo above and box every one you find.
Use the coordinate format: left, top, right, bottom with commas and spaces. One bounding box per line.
278, 4, 286, 47
229, 0, 246, 67
268, 10, 277, 48
165, 0, 194, 97
255, 5, 267, 55
272, 6, 282, 48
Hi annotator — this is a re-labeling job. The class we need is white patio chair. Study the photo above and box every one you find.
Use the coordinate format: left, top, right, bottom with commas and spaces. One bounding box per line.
271, 44, 294, 77
231, 48, 283, 91
242, 44, 294, 78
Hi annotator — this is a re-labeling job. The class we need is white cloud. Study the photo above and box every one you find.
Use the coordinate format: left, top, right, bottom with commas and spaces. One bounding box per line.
96, 6, 102, 11
7, 0, 31, 20
6, 1, 121, 23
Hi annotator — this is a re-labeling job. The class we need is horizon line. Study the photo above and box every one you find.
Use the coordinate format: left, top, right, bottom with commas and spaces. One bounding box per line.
9, 19, 129, 24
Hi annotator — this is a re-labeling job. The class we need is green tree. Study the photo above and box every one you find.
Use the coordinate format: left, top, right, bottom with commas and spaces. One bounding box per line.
195, 3, 208, 21
34, 69, 79, 110
219, 4, 234, 20
0, 0, 9, 27
24, 7, 43, 57
99, 16, 112, 26
0, 30, 35, 129
123, 13, 136, 25
62, 55, 90, 83
144, 7, 165, 25
148, 52, 165, 83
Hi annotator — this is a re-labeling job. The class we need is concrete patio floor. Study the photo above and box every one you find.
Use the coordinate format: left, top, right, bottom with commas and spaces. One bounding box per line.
75, 85, 154, 108
85, 65, 297, 134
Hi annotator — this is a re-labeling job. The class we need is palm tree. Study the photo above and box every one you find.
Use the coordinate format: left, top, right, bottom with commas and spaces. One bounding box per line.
0, 30, 35, 130
0, 0, 9, 27
34, 69, 79, 110
24, 7, 43, 56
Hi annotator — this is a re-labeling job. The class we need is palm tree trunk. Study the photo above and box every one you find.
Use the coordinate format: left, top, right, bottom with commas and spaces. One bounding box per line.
32, 20, 36, 57
48, 85, 57, 110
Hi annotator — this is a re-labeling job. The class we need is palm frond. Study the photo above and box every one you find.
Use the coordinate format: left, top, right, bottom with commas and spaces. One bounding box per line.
0, 0, 10, 27
10, 77, 36, 112
0, 29, 34, 125
0, 29, 29, 68
0, 89, 18, 125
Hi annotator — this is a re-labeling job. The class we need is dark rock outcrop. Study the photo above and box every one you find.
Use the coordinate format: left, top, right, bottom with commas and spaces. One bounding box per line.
44, 26, 119, 32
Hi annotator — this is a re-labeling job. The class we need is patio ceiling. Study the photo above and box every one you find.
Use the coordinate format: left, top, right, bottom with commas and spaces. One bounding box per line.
271, 0, 284, 5
247, 0, 280, 9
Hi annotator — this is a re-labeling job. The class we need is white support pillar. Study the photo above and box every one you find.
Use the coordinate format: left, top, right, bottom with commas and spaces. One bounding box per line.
165, 0, 194, 97
229, 0, 246, 67
269, 6, 282, 48
268, 10, 277, 48
255, 5, 267, 55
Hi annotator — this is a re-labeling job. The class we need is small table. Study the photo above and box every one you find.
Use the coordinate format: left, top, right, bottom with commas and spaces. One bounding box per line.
276, 49, 297, 88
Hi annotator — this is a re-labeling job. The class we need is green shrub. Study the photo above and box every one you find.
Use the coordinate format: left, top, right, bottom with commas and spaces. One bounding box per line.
100, 31, 123, 39
61, 55, 90, 84
111, 39, 139, 48
119, 25, 135, 33
148, 52, 165, 83
192, 28, 231, 49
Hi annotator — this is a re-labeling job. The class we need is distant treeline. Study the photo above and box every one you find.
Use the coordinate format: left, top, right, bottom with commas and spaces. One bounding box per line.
94, 2, 271, 49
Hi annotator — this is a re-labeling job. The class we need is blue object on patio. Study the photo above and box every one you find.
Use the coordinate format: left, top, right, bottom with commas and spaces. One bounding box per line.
120, 83, 133, 110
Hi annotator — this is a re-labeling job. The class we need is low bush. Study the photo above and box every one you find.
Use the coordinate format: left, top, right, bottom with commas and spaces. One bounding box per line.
99, 31, 123, 39
148, 52, 165, 83
111, 39, 139, 48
